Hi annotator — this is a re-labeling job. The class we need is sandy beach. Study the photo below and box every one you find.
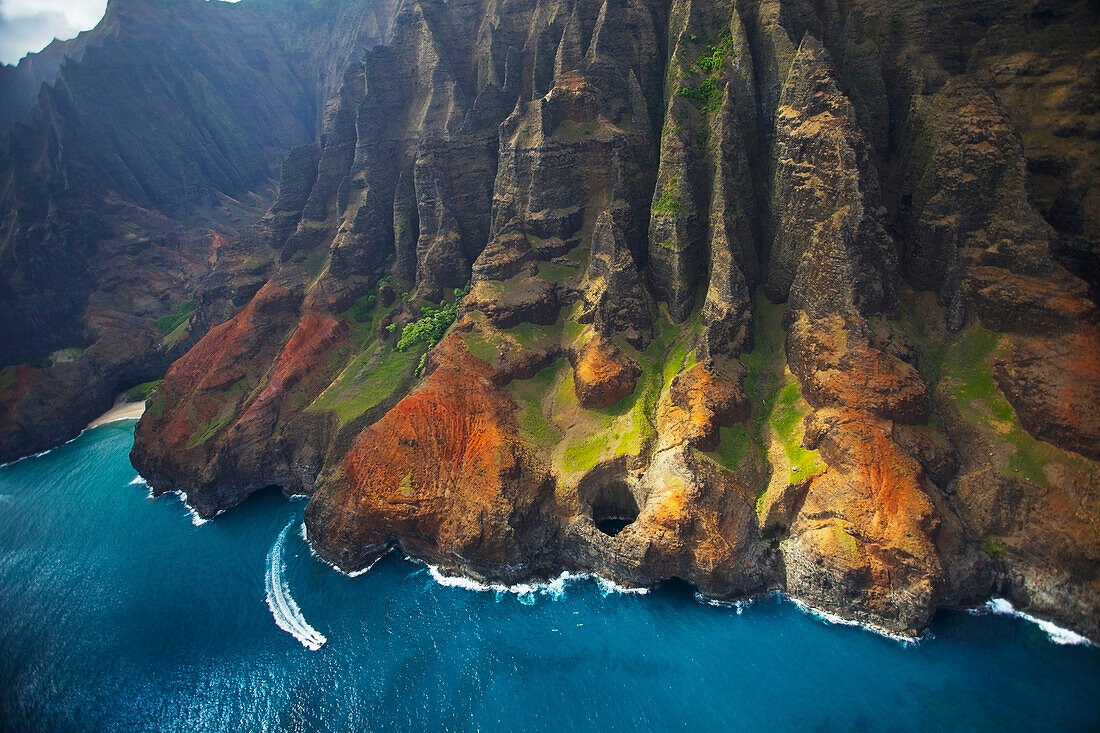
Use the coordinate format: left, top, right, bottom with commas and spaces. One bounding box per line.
87, 401, 146, 429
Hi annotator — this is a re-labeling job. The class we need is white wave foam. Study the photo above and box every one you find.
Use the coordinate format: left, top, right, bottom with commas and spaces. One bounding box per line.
345, 562, 376, 578
300, 524, 382, 578
132, 473, 203, 522
985, 598, 1092, 646
181, 494, 208, 527
265, 519, 327, 651
153, 488, 218, 526
90, 416, 141, 427
424, 565, 650, 601
0, 430, 87, 469
594, 576, 650, 597
787, 596, 922, 645
693, 592, 755, 613
692, 586, 922, 643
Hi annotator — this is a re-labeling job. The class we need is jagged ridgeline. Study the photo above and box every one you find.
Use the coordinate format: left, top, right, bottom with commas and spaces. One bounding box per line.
2, 0, 1096, 639
0, 0, 403, 458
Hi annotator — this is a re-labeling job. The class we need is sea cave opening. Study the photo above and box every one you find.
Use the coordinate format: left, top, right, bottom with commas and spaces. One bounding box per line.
591, 482, 639, 537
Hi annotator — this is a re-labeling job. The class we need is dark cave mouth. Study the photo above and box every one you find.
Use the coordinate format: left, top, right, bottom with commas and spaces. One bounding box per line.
591, 482, 639, 537
594, 516, 634, 536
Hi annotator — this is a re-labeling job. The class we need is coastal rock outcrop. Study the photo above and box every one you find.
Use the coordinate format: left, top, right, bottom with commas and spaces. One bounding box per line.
306, 336, 560, 578
1, 0, 1097, 641
0, 0, 401, 462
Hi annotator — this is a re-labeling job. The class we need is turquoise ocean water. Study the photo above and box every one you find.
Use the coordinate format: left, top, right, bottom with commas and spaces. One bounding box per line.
1, 421, 1098, 731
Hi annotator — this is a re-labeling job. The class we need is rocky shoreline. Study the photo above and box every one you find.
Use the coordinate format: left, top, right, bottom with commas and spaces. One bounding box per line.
1, 0, 1097, 640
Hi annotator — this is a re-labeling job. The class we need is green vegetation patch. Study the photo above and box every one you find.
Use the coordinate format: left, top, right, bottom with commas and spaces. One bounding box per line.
148, 392, 167, 418
310, 343, 424, 426
397, 284, 469, 351
710, 296, 823, 515
303, 252, 329, 281
156, 300, 196, 336
537, 261, 579, 285
462, 314, 563, 368
651, 178, 685, 218
501, 304, 703, 476
557, 312, 694, 472
661, 340, 696, 390
123, 379, 163, 403
945, 327, 1015, 422
346, 294, 377, 324
462, 329, 499, 365
187, 413, 232, 449
399, 471, 414, 497
771, 379, 819, 468
896, 289, 1096, 491
940, 325, 1053, 486
711, 424, 752, 472
680, 78, 720, 112
509, 363, 566, 452
305, 274, 434, 426
506, 320, 557, 350
834, 525, 861, 559
0, 366, 17, 397
982, 538, 1006, 561
678, 29, 735, 114
562, 434, 608, 474
240, 256, 270, 272
163, 320, 191, 349
615, 369, 660, 458
553, 120, 592, 141
561, 319, 586, 349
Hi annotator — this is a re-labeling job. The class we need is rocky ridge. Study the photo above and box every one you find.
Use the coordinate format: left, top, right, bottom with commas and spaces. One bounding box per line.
0, 0, 401, 461
1, 0, 1096, 640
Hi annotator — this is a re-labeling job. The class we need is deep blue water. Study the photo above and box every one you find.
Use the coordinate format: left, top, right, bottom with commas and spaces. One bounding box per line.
1, 422, 1098, 732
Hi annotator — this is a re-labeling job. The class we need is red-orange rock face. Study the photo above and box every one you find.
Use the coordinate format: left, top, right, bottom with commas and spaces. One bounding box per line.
306, 336, 559, 577
665, 363, 748, 452
571, 336, 640, 410
141, 279, 302, 459
132, 279, 353, 515
786, 409, 948, 633
98, 0, 1100, 641
995, 327, 1100, 462
786, 314, 928, 425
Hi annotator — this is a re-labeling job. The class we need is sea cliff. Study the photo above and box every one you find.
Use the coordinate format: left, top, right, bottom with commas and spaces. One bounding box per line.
1, 0, 1096, 640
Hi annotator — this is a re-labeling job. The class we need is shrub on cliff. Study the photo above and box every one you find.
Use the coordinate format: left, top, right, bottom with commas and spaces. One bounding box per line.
397, 284, 469, 351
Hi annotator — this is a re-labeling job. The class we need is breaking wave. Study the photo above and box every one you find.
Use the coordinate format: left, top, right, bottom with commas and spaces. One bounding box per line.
300, 522, 377, 578
0, 431, 86, 469
693, 591, 756, 614
424, 565, 650, 602
982, 598, 1092, 646
786, 596, 924, 645
143, 486, 221, 527
265, 518, 327, 650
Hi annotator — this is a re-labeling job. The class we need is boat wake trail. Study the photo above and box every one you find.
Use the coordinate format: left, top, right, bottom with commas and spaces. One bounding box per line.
265, 518, 327, 650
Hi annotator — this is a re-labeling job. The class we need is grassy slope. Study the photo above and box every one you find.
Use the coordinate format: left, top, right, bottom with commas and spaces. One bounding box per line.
308, 295, 424, 427
703, 296, 823, 517
898, 288, 1093, 488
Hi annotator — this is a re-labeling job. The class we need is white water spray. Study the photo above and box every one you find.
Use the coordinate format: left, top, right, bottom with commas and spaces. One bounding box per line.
265, 518, 327, 650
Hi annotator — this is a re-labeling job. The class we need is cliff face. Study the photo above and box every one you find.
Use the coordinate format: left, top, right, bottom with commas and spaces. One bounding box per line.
2, 0, 1097, 640
0, 0, 401, 461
